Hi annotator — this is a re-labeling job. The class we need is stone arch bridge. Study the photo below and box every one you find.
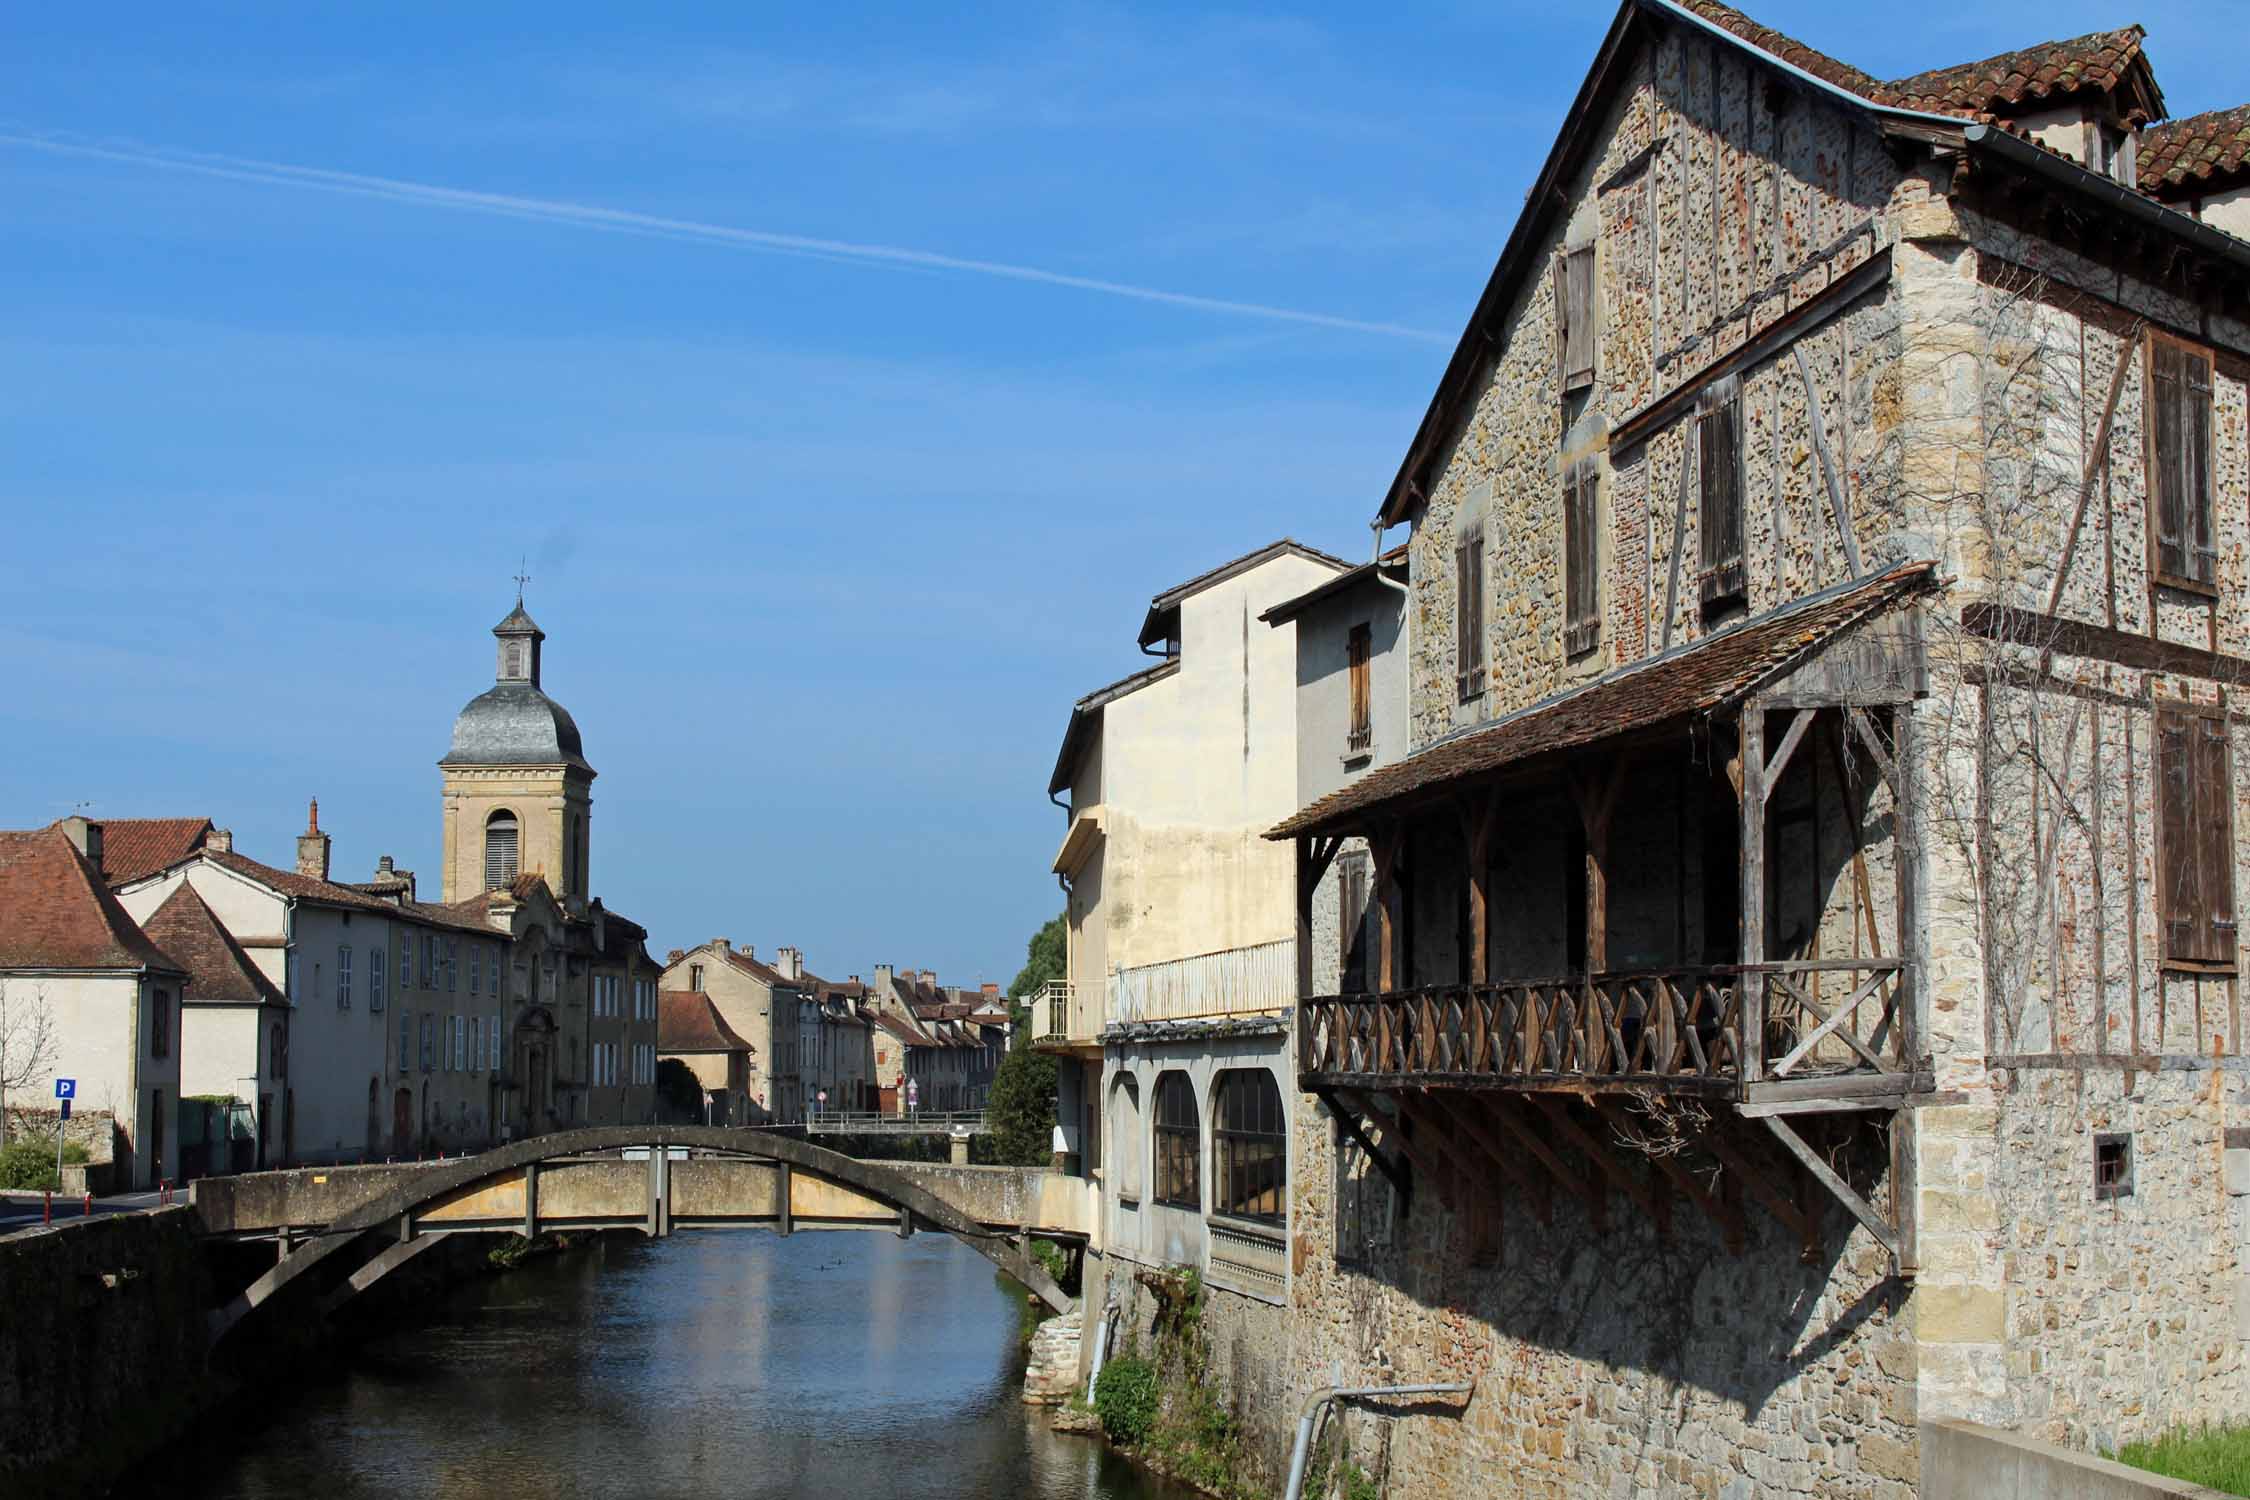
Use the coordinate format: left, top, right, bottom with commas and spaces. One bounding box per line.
188, 1126, 1086, 1340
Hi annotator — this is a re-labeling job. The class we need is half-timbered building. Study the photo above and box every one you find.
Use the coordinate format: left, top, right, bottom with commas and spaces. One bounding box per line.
1268, 3, 2250, 1490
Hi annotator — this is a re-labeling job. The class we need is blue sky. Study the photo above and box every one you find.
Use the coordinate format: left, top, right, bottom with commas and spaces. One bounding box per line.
0, 2, 2236, 984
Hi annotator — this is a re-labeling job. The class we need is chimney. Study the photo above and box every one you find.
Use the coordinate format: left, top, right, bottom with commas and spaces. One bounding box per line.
59, 816, 103, 871
874, 963, 895, 992
777, 946, 803, 981
982, 982, 1000, 998
296, 798, 331, 882
740, 943, 756, 961
711, 939, 730, 956
667, 948, 686, 964
207, 827, 234, 854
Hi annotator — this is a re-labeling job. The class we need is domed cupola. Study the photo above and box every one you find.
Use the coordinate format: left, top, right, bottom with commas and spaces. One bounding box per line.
437, 594, 597, 906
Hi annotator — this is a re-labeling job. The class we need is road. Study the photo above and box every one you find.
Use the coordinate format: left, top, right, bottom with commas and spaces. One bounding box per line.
0, 1188, 164, 1229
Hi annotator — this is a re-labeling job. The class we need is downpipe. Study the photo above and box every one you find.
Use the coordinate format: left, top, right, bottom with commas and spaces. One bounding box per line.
1282, 1382, 1473, 1500
1083, 1301, 1120, 1404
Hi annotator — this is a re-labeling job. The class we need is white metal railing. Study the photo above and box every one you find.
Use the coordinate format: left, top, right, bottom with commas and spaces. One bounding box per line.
1109, 939, 1296, 1026
1035, 980, 1077, 1042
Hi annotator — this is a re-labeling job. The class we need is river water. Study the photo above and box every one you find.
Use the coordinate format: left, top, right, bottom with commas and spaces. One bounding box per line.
174, 1230, 1190, 1500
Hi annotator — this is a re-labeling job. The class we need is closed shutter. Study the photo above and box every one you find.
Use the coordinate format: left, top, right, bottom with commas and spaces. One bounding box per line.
1557, 246, 1596, 391
2151, 337, 2217, 589
2158, 705, 2237, 965
1698, 383, 1746, 608
1564, 461, 1600, 655
1455, 524, 1486, 701
1347, 624, 1372, 753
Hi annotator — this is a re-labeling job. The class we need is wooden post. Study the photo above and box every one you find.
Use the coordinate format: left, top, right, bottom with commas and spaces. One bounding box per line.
1297, 835, 1317, 1002
1462, 794, 1499, 985
1894, 706, 1923, 1069
1739, 708, 1768, 1084
522, 1159, 539, 1241
1572, 763, 1622, 1071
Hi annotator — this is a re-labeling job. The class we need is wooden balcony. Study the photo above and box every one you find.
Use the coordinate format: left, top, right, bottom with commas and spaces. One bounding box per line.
1299, 957, 1922, 1109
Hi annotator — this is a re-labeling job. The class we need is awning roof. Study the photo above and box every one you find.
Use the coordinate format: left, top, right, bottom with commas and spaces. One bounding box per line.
1267, 560, 1939, 840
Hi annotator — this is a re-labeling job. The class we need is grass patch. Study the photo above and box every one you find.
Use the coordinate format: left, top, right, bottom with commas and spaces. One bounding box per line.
2113, 1424, 2250, 1495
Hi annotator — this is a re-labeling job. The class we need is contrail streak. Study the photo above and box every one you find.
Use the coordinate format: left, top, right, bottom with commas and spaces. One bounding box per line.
0, 130, 1448, 343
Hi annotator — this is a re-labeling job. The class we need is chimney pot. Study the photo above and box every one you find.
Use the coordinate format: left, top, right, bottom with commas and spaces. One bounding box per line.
207, 828, 233, 854
296, 800, 332, 882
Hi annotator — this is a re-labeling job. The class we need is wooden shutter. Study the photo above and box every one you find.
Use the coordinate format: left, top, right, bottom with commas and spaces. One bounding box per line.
1347, 623, 1372, 753
1558, 246, 1595, 391
1456, 523, 1486, 701
2150, 336, 2216, 590
1698, 384, 1746, 608
1340, 854, 1369, 992
2158, 705, 2237, 965
1564, 461, 1600, 655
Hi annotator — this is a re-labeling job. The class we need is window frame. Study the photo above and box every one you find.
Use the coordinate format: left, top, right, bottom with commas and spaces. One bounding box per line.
1211, 1069, 1286, 1225
150, 986, 171, 1059
1696, 379, 1747, 613
336, 945, 353, 1011
1338, 850, 1372, 995
2147, 329, 2218, 597
1455, 521, 1486, 704
1555, 243, 1596, 393
1563, 459, 1600, 657
2155, 698, 2237, 972
370, 946, 386, 1013
1151, 1070, 1201, 1211
1346, 622, 1373, 757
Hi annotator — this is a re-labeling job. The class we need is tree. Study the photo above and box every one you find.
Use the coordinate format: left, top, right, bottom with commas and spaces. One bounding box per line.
1006, 914, 1067, 1043
986, 1045, 1057, 1167
0, 979, 58, 1148
988, 913, 1065, 1164
655, 1058, 705, 1123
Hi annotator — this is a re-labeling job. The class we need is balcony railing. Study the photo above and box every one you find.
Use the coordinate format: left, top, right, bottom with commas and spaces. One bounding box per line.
1297, 959, 1907, 1097
1110, 938, 1295, 1026
1034, 980, 1076, 1044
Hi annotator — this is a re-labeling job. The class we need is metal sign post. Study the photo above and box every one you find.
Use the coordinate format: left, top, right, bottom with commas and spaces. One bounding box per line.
53, 1079, 76, 1192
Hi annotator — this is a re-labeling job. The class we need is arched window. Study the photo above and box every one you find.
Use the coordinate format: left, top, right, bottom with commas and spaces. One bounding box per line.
484, 810, 520, 890
1153, 1071, 1199, 1210
1213, 1070, 1286, 1223
1109, 1074, 1143, 1203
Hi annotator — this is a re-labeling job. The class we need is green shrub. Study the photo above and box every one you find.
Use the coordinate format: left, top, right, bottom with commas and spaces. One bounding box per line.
2114, 1424, 2250, 1495
1093, 1352, 1160, 1446
0, 1136, 89, 1191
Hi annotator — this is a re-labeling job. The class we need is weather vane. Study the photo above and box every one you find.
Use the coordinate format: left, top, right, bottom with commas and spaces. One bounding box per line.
514, 555, 531, 604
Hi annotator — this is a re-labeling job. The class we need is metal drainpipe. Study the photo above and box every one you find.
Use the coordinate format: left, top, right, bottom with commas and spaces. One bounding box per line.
1282, 1382, 1474, 1500
1369, 522, 1407, 594
1083, 1301, 1120, 1404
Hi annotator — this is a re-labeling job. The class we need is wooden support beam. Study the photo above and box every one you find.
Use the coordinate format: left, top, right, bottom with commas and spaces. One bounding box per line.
1759, 1115, 1898, 1265
1435, 1093, 1551, 1224
1704, 1123, 1816, 1260
1372, 824, 1405, 995
1570, 761, 1625, 979
1793, 343, 1863, 578
1375, 1102, 1456, 1213
1762, 708, 1818, 798
2047, 335, 2139, 618
1739, 710, 1769, 1084
1399, 1093, 1482, 1212
1597, 1099, 1740, 1251
1460, 792, 1501, 985
1487, 1096, 1603, 1229
1322, 1089, 1411, 1203
1894, 708, 1924, 1070
1532, 1096, 1663, 1224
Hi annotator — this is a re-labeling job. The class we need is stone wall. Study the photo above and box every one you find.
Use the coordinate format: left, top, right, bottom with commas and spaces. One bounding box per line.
0, 1208, 211, 1499
1284, 1093, 1917, 1499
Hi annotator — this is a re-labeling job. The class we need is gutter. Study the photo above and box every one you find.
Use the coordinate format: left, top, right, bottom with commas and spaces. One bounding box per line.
1961, 122, 2250, 276
1282, 1382, 1474, 1500
1640, 0, 1972, 137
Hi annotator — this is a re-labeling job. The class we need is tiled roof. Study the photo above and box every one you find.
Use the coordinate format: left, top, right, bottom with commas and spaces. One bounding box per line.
92, 818, 213, 886
1672, 1, 1890, 102
720, 947, 800, 990
0, 829, 184, 973
1270, 561, 1939, 840
2141, 104, 2250, 195
1885, 27, 2159, 123
659, 989, 753, 1053
203, 849, 492, 934
139, 884, 285, 1007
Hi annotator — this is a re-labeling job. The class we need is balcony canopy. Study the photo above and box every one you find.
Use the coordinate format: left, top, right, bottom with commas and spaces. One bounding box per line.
1267, 559, 1938, 842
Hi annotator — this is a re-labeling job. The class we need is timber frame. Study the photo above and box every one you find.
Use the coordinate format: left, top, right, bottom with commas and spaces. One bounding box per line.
1287, 593, 1936, 1275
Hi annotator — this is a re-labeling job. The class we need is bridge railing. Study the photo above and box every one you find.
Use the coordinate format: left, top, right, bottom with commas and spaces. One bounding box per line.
802, 1110, 987, 1134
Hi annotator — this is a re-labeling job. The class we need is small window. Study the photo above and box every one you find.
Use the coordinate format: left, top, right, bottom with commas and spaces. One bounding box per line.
1346, 623, 1373, 756
2157, 704, 2236, 968
1153, 1070, 1200, 1210
1335, 1123, 1396, 1266
419, 1015, 434, 1072
1563, 460, 1600, 656
2149, 333, 2216, 593
690, 963, 705, 991
2094, 1132, 2133, 1200
337, 946, 353, 1011
1697, 382, 1746, 612
1213, 1070, 1286, 1223
150, 988, 171, 1059
370, 947, 386, 1013
1455, 523, 1486, 703
1555, 244, 1596, 392
484, 811, 521, 891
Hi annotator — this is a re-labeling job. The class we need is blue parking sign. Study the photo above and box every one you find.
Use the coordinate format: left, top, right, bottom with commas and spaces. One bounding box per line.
54, 1078, 75, 1100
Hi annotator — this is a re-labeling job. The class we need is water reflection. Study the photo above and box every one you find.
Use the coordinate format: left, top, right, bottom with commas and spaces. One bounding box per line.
179, 1230, 1186, 1500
